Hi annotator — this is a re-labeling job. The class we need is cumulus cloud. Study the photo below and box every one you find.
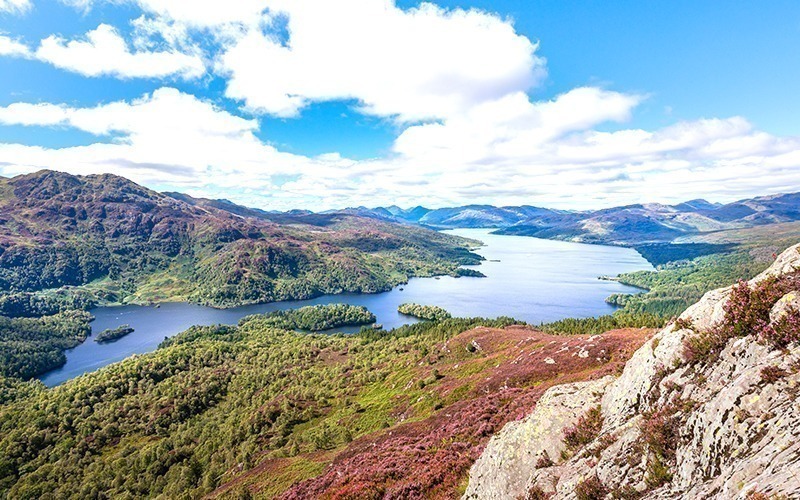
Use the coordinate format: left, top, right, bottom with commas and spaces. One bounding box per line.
219, 0, 544, 120
61, 0, 269, 28
1, 1, 799, 209
0, 35, 31, 57
1, 86, 799, 211
0, 88, 345, 198
36, 24, 204, 79
0, 0, 31, 14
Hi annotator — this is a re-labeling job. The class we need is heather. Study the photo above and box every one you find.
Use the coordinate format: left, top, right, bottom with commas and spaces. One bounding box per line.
562, 406, 603, 452
684, 272, 800, 364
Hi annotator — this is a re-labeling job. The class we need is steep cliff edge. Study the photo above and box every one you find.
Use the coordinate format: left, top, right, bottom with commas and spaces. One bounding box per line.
465, 244, 800, 499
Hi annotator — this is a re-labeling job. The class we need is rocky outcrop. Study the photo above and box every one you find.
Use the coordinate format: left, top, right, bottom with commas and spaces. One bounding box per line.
464, 377, 614, 499
464, 244, 800, 499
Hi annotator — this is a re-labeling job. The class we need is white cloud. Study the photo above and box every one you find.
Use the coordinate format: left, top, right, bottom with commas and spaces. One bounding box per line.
35, 24, 205, 79
1, 86, 799, 211
52, 1, 542, 120
0, 88, 341, 195
61, 0, 269, 28
1, 0, 799, 210
0, 0, 31, 14
0, 34, 31, 56
218, 0, 543, 120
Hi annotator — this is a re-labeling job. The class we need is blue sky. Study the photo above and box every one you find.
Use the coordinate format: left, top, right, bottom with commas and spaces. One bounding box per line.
0, 0, 798, 209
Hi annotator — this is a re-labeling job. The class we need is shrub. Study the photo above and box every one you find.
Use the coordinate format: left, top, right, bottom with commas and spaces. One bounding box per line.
574, 475, 608, 500
683, 273, 800, 364
672, 317, 693, 332
563, 406, 603, 451
611, 485, 643, 499
526, 485, 548, 500
640, 408, 680, 489
535, 451, 554, 469
745, 491, 788, 500
762, 307, 800, 348
760, 365, 788, 384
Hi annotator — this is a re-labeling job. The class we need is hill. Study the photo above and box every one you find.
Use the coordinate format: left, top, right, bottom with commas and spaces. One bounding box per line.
0, 170, 482, 309
0, 313, 651, 498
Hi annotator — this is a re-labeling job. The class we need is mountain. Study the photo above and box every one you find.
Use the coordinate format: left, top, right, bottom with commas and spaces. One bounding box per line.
0, 170, 482, 309
464, 244, 800, 498
348, 192, 800, 248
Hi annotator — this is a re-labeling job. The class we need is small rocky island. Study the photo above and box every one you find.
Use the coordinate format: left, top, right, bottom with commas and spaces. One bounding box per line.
94, 325, 135, 343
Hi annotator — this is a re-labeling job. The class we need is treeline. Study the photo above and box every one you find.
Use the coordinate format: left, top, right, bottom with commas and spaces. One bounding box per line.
541, 311, 664, 336
0, 313, 517, 499
633, 243, 737, 267
606, 250, 774, 318
398, 303, 452, 321
0, 290, 97, 318
0, 311, 93, 379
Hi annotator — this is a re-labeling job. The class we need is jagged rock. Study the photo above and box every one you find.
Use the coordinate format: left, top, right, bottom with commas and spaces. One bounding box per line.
465, 243, 800, 499
462, 376, 614, 499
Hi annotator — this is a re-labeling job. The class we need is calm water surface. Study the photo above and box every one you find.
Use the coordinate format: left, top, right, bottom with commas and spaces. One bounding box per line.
39, 229, 653, 386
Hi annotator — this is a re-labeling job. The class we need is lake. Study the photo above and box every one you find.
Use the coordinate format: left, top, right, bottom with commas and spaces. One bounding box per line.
39, 229, 654, 386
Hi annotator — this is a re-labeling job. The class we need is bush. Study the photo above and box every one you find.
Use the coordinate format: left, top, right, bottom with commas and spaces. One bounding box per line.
535, 451, 554, 469
684, 273, 800, 364
563, 406, 603, 451
574, 475, 608, 500
640, 408, 680, 489
526, 484, 548, 499
760, 365, 788, 384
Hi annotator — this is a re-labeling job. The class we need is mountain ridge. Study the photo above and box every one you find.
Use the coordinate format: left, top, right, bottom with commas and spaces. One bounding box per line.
328, 192, 800, 247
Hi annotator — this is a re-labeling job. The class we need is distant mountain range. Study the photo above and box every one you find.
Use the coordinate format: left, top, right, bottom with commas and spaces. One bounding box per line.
326, 193, 800, 246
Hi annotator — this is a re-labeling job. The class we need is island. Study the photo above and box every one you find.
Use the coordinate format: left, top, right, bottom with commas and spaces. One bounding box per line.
242, 304, 377, 332
397, 303, 452, 321
94, 325, 135, 343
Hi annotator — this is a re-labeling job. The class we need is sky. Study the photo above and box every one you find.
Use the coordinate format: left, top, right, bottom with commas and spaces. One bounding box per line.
0, 0, 798, 211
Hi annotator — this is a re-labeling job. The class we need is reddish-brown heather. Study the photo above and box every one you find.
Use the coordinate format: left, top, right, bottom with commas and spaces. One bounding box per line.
212, 325, 652, 499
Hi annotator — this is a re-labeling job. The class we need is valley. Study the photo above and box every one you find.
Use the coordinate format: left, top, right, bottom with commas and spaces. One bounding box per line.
38, 229, 652, 386
1, 171, 800, 499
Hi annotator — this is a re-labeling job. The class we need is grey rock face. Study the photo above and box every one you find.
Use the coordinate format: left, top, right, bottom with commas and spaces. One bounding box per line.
465, 244, 800, 499
463, 377, 614, 499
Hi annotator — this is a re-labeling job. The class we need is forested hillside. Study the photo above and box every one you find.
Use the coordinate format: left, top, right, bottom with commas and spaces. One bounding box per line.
0, 170, 482, 308
0, 310, 651, 499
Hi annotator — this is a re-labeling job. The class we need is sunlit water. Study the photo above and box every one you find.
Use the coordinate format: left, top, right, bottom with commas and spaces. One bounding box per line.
39, 229, 653, 386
